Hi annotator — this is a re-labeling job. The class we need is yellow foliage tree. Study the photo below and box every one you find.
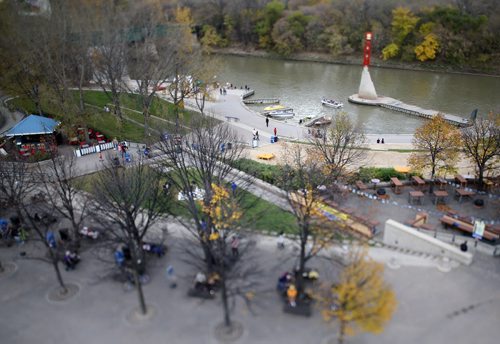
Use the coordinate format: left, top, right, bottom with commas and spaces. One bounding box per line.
200, 25, 225, 52
415, 33, 440, 61
409, 115, 461, 188
319, 248, 397, 344
202, 183, 241, 232
381, 43, 400, 60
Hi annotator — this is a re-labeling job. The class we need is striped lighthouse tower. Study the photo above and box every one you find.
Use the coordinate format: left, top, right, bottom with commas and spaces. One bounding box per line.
357, 32, 378, 100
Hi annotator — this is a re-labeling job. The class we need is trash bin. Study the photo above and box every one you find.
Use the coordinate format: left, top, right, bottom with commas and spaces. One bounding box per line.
274, 135, 279, 142
270, 136, 275, 143
226, 142, 232, 149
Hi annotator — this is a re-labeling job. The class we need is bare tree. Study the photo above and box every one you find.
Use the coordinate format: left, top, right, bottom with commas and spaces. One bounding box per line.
310, 112, 367, 182
461, 114, 500, 190
90, 2, 128, 122
89, 160, 169, 315
156, 116, 248, 272
0, 159, 37, 221
278, 143, 338, 297
37, 153, 89, 244
126, 3, 178, 135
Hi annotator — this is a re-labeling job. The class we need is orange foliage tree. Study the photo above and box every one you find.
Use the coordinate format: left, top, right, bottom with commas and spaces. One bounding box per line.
409, 115, 461, 189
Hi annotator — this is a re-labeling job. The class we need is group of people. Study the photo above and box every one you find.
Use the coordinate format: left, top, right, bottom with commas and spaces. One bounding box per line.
277, 272, 298, 307
252, 128, 260, 140
376, 138, 385, 144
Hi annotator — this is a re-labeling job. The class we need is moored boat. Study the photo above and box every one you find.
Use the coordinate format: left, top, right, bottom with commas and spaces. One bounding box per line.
263, 104, 286, 112
321, 98, 343, 109
268, 108, 294, 119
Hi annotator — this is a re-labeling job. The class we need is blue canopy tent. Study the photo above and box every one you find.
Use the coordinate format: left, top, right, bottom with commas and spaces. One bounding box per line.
3, 115, 60, 157
3, 114, 60, 137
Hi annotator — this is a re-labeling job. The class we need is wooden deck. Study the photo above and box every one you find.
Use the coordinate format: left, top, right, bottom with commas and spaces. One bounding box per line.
243, 98, 280, 105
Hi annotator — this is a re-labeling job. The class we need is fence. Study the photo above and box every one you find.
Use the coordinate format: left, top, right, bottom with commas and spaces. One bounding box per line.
74, 142, 115, 157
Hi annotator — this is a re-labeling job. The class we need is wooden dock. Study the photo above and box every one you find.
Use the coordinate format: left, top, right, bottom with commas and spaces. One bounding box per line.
242, 90, 255, 99
348, 94, 470, 127
243, 98, 280, 105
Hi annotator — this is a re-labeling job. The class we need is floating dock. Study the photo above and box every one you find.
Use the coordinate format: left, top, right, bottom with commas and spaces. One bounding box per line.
348, 94, 470, 127
241, 90, 255, 99
243, 98, 280, 105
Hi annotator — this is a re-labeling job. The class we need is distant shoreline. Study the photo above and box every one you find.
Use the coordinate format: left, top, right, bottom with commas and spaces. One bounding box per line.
214, 47, 500, 78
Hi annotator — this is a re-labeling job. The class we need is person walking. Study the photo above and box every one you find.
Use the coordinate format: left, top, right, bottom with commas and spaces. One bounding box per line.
166, 265, 177, 288
273, 127, 277, 137
265, 116, 269, 127
231, 236, 240, 257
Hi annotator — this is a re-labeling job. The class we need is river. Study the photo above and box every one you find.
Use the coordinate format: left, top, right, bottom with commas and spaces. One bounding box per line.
217, 55, 500, 134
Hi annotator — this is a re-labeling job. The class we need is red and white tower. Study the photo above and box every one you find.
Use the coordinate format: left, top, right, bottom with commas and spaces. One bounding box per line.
358, 32, 378, 100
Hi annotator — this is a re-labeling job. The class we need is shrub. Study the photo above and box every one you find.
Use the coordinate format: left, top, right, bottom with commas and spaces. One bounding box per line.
357, 167, 407, 182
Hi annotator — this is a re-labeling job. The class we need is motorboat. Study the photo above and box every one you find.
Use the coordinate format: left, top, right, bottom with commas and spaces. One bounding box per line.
304, 115, 332, 127
321, 98, 343, 109
263, 104, 286, 112
268, 108, 294, 119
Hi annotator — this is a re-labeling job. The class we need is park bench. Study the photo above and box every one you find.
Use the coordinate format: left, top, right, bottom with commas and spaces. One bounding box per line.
355, 180, 368, 191
225, 116, 240, 122
440, 215, 499, 241
404, 212, 436, 231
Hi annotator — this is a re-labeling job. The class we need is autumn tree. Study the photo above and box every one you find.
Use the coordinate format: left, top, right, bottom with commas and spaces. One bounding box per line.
309, 112, 367, 182
198, 183, 259, 333
89, 161, 169, 315
318, 247, 397, 344
461, 113, 500, 190
409, 115, 461, 190
382, 7, 419, 60
255, 0, 285, 49
156, 116, 248, 272
279, 143, 338, 298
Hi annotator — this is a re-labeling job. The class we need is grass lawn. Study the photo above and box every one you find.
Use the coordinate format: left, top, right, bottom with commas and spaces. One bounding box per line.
8, 90, 201, 142
74, 170, 298, 234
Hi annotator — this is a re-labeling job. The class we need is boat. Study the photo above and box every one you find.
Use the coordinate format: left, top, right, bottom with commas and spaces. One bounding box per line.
304, 115, 332, 127
268, 108, 294, 119
263, 104, 286, 112
321, 98, 343, 109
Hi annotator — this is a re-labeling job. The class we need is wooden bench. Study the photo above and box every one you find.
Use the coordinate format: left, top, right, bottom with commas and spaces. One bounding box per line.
225, 116, 240, 122
355, 180, 368, 191
390, 177, 403, 194
412, 176, 425, 190
434, 178, 447, 190
405, 212, 437, 231
440, 215, 499, 241
455, 174, 467, 188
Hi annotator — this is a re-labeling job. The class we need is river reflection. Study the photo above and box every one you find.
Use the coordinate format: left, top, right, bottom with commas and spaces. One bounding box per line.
217, 55, 500, 134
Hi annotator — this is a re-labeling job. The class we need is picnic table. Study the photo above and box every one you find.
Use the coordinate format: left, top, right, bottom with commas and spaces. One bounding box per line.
433, 190, 448, 205
408, 191, 424, 205
412, 176, 425, 190
455, 188, 476, 203
390, 177, 403, 194
434, 178, 447, 190
455, 174, 467, 188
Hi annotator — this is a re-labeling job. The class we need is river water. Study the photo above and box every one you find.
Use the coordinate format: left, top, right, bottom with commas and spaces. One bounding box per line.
217, 55, 500, 134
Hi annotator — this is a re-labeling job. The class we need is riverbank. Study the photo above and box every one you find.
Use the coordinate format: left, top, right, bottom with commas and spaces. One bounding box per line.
213, 47, 500, 77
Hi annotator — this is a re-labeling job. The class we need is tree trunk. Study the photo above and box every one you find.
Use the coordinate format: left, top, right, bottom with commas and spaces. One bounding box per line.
478, 166, 484, 191
52, 258, 67, 294
221, 271, 232, 328
297, 228, 307, 292
78, 64, 85, 114
134, 268, 148, 315
429, 164, 436, 193
338, 319, 346, 344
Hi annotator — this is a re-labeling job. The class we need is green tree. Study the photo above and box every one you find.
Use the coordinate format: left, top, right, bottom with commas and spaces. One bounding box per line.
254, 0, 285, 49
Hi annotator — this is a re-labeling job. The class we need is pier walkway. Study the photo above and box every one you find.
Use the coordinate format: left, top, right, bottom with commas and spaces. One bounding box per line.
348, 94, 470, 127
